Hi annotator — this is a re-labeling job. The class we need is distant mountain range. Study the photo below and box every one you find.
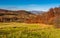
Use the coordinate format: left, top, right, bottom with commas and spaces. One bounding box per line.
30, 11, 44, 14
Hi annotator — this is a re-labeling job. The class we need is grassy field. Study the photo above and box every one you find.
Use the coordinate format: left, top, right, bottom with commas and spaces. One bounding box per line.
0, 22, 60, 38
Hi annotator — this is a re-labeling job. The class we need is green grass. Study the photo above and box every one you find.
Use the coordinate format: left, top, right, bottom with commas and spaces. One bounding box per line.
0, 22, 60, 38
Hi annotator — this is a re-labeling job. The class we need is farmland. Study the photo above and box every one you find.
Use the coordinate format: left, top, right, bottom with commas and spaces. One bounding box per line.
0, 22, 60, 38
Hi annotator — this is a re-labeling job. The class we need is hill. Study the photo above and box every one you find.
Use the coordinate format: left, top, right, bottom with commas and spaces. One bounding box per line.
0, 9, 35, 22
0, 7, 60, 26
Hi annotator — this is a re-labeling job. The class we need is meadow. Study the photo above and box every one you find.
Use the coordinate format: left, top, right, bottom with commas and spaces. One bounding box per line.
0, 22, 60, 38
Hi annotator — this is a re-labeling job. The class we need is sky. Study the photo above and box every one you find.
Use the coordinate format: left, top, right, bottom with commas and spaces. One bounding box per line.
0, 0, 60, 11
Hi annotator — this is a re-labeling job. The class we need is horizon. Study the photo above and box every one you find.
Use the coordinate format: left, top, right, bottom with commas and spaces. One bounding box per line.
0, 0, 60, 11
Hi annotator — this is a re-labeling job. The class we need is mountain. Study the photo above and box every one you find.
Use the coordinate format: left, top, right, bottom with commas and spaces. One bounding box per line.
0, 9, 35, 22
35, 7, 60, 25
30, 11, 44, 14
0, 7, 60, 26
25, 7, 60, 25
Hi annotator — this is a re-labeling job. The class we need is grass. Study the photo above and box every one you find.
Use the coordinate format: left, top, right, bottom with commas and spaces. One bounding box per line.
0, 22, 60, 38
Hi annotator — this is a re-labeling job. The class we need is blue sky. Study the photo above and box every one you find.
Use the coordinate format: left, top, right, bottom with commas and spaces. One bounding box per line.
0, 0, 60, 11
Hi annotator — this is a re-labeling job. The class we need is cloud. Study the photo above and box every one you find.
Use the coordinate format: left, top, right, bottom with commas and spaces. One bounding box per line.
0, 4, 59, 11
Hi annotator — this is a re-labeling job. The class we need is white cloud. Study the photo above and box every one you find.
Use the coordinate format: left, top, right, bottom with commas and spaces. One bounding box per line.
0, 4, 59, 11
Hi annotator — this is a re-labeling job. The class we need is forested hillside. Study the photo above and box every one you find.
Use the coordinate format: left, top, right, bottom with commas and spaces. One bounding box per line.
0, 7, 60, 26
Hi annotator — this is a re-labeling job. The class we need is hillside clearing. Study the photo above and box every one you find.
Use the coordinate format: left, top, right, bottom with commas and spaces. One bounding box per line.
0, 22, 53, 29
